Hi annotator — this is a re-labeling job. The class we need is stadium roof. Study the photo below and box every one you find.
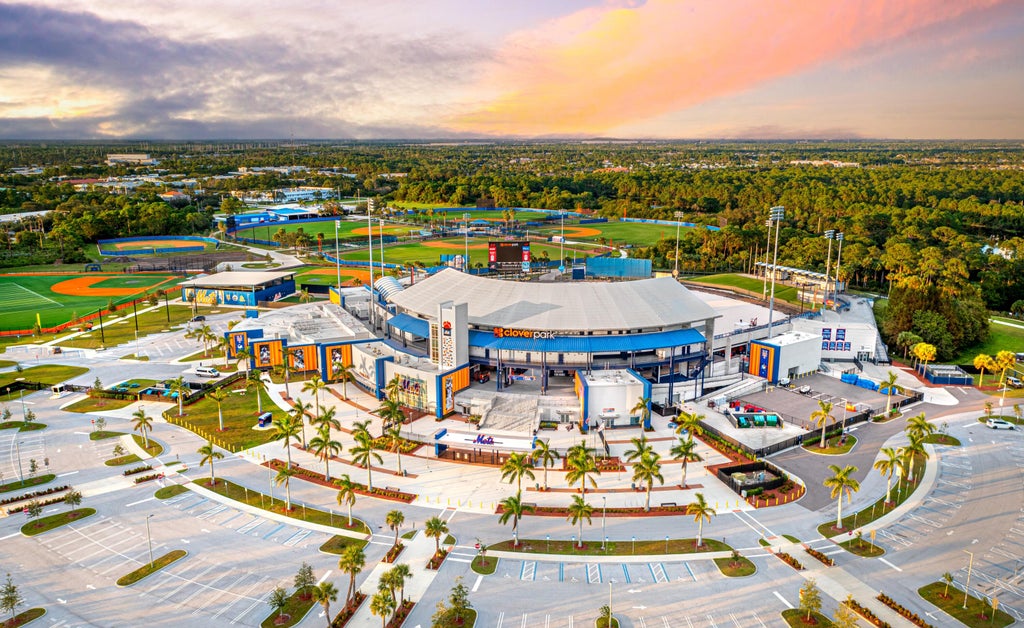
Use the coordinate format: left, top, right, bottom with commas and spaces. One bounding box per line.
179, 271, 294, 288
386, 268, 718, 332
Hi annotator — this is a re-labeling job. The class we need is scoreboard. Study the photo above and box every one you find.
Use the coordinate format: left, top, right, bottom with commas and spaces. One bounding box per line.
488, 241, 530, 272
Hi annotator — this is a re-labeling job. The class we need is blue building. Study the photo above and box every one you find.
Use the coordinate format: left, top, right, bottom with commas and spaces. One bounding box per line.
180, 271, 295, 307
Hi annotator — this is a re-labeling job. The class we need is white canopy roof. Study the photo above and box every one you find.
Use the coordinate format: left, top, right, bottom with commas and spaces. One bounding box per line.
387, 268, 718, 332
178, 271, 293, 288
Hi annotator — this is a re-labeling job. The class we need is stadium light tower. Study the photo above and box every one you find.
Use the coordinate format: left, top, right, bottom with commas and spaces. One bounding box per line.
766, 206, 784, 338
823, 230, 835, 311
833, 232, 845, 310
673, 211, 685, 278
463, 212, 471, 272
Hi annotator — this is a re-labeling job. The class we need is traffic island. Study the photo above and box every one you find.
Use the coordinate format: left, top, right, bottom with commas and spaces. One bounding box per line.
319, 535, 369, 555
260, 590, 316, 628
21, 508, 95, 536
116, 550, 187, 586
714, 551, 756, 577
487, 537, 731, 557
471, 555, 496, 575
918, 582, 1014, 628
0, 607, 46, 627
781, 609, 834, 627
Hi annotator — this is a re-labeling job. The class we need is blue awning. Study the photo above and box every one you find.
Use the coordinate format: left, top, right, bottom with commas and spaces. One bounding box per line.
468, 327, 704, 353
387, 313, 429, 337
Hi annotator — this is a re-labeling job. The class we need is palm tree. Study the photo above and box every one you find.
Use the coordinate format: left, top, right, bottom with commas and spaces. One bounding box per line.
169, 376, 189, 417
532, 439, 560, 491
131, 408, 153, 449
338, 545, 365, 605
632, 452, 664, 512
811, 400, 835, 448
675, 410, 705, 443
272, 414, 301, 469
315, 406, 341, 432
198, 441, 224, 486
631, 395, 651, 428
498, 491, 535, 547
235, 347, 252, 374
564, 445, 600, 497
881, 370, 902, 415
370, 590, 395, 628
333, 363, 354, 400
352, 419, 373, 443
335, 474, 358, 527
350, 433, 382, 491
302, 376, 327, 423
391, 563, 412, 605
246, 371, 269, 415
623, 435, 653, 464
206, 387, 229, 432
974, 354, 992, 386
387, 426, 405, 475
385, 509, 405, 547
424, 515, 449, 556
375, 398, 405, 437
566, 494, 593, 548
309, 423, 342, 482
274, 466, 296, 511
216, 336, 233, 368
687, 492, 716, 548
905, 413, 935, 441
291, 398, 311, 449
669, 437, 702, 488
823, 464, 860, 529
500, 452, 535, 494
311, 581, 338, 628
271, 362, 291, 399
902, 433, 927, 483
873, 447, 900, 504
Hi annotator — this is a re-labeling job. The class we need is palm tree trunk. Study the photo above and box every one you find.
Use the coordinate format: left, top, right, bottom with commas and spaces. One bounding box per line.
681, 462, 687, 487
367, 466, 373, 491
285, 484, 291, 510
836, 495, 844, 529
578, 519, 583, 547
285, 440, 293, 469
820, 424, 827, 448
325, 458, 331, 483
347, 503, 353, 527
697, 519, 703, 547
543, 466, 548, 490
885, 476, 892, 503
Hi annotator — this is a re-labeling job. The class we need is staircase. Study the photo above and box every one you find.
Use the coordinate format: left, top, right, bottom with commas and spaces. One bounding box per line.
480, 395, 540, 433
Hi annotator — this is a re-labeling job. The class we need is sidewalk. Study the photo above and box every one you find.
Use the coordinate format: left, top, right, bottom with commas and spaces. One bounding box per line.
802, 563, 917, 627
347, 530, 441, 626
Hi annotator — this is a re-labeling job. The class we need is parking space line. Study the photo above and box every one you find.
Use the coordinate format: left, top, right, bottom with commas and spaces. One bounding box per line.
262, 523, 286, 540
621, 564, 631, 584
682, 561, 696, 581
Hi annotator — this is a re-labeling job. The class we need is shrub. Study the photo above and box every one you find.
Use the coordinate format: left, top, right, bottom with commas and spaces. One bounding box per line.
806, 548, 834, 567
844, 597, 891, 628
775, 552, 804, 571
122, 464, 154, 477
876, 593, 933, 627
132, 474, 163, 484
0, 485, 70, 507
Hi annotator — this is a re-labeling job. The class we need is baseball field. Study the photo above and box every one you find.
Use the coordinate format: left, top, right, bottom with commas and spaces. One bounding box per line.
0, 273, 180, 331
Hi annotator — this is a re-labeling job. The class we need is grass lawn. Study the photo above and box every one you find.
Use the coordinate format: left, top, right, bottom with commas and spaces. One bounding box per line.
0, 421, 46, 432
21, 508, 96, 536
89, 430, 125, 440
471, 555, 497, 575
155, 485, 190, 499
60, 305, 194, 350
951, 318, 1024, 364
714, 554, 756, 577
838, 536, 886, 557
162, 385, 277, 452
924, 433, 962, 446
116, 550, 187, 586
197, 477, 370, 533
64, 396, 135, 413
977, 415, 1023, 425
918, 582, 1014, 627
0, 473, 54, 493
106, 454, 141, 466
688, 274, 802, 305
1, 608, 46, 628
488, 537, 731, 557
802, 435, 857, 455
818, 453, 926, 538
260, 590, 316, 628
783, 534, 801, 543
0, 364, 88, 390
595, 618, 619, 628
0, 360, 15, 367
536, 219, 682, 247
781, 609, 834, 627
319, 535, 369, 555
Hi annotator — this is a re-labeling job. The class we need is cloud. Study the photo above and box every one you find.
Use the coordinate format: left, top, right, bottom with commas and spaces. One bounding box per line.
450, 0, 1008, 136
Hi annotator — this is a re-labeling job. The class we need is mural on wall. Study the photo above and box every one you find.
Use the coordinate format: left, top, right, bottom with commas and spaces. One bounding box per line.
439, 367, 469, 415
289, 345, 317, 372
228, 332, 248, 358
252, 339, 284, 368
350, 347, 378, 387
323, 343, 354, 382
394, 373, 427, 410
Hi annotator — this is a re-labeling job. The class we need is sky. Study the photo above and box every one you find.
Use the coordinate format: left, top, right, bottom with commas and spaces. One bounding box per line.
0, 0, 1022, 140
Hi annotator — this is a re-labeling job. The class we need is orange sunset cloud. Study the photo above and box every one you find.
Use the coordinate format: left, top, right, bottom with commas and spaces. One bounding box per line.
451, 0, 1005, 136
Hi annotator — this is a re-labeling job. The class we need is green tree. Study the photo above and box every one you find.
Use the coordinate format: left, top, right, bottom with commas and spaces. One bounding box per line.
448, 576, 472, 622
333, 362, 354, 400
833, 594, 860, 628
905, 413, 935, 441
338, 545, 366, 606
811, 400, 835, 449
169, 376, 189, 417
64, 489, 82, 513
799, 578, 822, 623
881, 370, 902, 415
623, 435, 654, 464
565, 445, 600, 497
669, 437, 702, 487
531, 438, 560, 491
498, 491, 535, 547
942, 571, 954, 598
335, 474, 358, 527
309, 423, 342, 482
387, 426, 405, 476
686, 492, 716, 547
0, 573, 24, 625
566, 494, 593, 548
269, 586, 289, 622
386, 509, 405, 547
632, 452, 664, 512
131, 408, 153, 449
272, 414, 302, 470
370, 589, 396, 628
207, 387, 229, 432
902, 433, 928, 483
245, 371, 268, 416
500, 452, 535, 494
275, 466, 296, 511
425, 515, 449, 556
391, 563, 412, 605
824, 464, 860, 529
311, 580, 338, 628
873, 446, 900, 503
974, 354, 993, 386
631, 395, 651, 428
674, 409, 705, 443
294, 561, 316, 599
198, 441, 224, 486
374, 398, 405, 438
290, 398, 311, 450
350, 432, 382, 491
302, 375, 327, 425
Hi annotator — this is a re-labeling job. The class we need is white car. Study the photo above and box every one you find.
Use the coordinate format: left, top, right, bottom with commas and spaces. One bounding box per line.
987, 418, 1015, 430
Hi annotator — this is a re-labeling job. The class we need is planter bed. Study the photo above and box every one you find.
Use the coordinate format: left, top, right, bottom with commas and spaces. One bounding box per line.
774, 551, 804, 571
0, 483, 68, 506
426, 549, 448, 570
329, 592, 366, 627
805, 547, 834, 566
382, 543, 405, 564
265, 459, 416, 503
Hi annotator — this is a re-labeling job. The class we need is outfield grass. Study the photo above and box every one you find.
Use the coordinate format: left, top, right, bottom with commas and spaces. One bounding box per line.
60, 305, 194, 349
338, 239, 595, 268
534, 220, 682, 247
688, 274, 802, 305
0, 272, 179, 330
951, 317, 1024, 364
163, 385, 277, 451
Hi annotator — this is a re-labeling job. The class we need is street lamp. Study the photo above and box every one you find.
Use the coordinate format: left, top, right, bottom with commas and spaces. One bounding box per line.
334, 219, 341, 293
766, 206, 785, 338
146, 514, 155, 568
463, 213, 471, 272
601, 496, 607, 551
673, 211, 685, 278
665, 535, 669, 554
632, 535, 636, 555
840, 398, 849, 432
964, 550, 974, 609
15, 377, 26, 420
15, 440, 24, 486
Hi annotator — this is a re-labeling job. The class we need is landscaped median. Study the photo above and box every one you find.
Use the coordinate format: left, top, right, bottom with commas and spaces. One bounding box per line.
265, 459, 416, 503
918, 582, 1014, 628
21, 508, 95, 536
0, 607, 46, 628
116, 550, 187, 586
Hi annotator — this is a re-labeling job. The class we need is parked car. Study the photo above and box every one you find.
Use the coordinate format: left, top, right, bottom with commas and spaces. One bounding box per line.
190, 315, 206, 322
987, 418, 1015, 430
1007, 376, 1023, 389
